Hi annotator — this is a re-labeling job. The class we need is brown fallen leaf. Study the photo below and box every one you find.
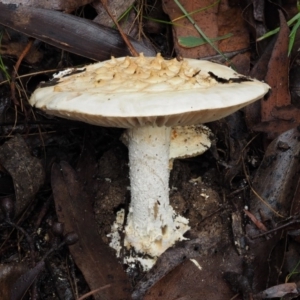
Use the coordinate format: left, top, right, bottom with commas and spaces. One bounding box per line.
0, 135, 44, 216
51, 161, 131, 300
261, 11, 290, 122
250, 11, 299, 139
244, 39, 275, 130
0, 263, 29, 300
132, 239, 203, 300
162, 0, 249, 63
253, 118, 300, 138
144, 254, 239, 300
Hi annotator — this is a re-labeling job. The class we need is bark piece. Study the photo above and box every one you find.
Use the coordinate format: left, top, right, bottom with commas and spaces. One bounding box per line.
246, 128, 300, 292
0, 0, 93, 12
0, 3, 155, 62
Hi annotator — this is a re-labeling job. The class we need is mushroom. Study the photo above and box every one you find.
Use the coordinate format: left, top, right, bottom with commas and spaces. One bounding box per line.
29, 54, 270, 262
121, 124, 213, 169
169, 125, 212, 168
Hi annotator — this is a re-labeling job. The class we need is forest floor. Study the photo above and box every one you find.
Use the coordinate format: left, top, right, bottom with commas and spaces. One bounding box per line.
0, 1, 300, 299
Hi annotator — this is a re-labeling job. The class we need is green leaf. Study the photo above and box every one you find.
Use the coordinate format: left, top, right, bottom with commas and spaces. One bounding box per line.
257, 12, 300, 42
288, 17, 300, 56
178, 33, 233, 48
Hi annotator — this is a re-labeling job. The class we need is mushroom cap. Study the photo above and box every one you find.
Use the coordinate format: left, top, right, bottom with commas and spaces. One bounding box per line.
29, 54, 270, 128
169, 125, 212, 160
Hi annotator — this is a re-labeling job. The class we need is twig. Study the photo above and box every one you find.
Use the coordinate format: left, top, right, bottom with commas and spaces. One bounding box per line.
77, 284, 111, 300
10, 38, 34, 106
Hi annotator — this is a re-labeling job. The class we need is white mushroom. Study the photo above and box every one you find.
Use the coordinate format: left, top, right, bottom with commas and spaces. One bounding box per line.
29, 54, 270, 262
122, 124, 213, 170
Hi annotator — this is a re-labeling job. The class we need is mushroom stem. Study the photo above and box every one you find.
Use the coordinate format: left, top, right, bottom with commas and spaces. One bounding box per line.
125, 125, 190, 258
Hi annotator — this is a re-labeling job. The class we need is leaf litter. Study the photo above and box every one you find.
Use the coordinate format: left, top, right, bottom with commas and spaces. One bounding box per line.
1, 0, 300, 299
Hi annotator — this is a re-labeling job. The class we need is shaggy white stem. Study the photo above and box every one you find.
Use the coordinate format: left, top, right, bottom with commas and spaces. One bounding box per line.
124, 126, 190, 258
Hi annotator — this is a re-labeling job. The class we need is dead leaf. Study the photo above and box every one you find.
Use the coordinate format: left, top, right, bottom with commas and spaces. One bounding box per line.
223, 272, 252, 299
244, 39, 275, 130
0, 263, 29, 300
250, 128, 300, 221
144, 254, 239, 300
252, 113, 300, 138
51, 161, 131, 300
255, 282, 299, 298
0, 135, 44, 216
162, 0, 249, 62
250, 11, 297, 139
10, 261, 45, 300
261, 10, 290, 122
132, 239, 202, 299
93, 0, 135, 27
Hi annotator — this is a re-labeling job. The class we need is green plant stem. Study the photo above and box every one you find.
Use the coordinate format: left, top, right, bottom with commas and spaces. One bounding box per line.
172, 0, 220, 22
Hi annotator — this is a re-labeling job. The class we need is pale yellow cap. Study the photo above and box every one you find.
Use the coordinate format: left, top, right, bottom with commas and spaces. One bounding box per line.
29, 54, 270, 128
